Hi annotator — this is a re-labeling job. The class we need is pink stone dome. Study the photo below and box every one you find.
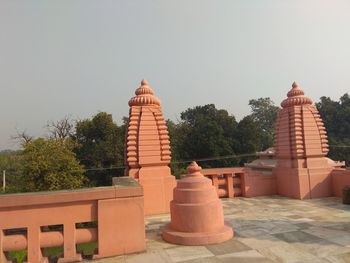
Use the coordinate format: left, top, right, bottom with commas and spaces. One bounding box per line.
128, 79, 161, 106
281, 82, 313, 108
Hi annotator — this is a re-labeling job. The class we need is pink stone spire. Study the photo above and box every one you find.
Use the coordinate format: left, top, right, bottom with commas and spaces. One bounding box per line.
128, 79, 161, 106
274, 81, 332, 199
125, 79, 176, 215
281, 82, 313, 108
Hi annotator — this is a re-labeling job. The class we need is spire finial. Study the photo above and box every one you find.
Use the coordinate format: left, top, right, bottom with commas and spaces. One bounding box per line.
128, 79, 161, 106
281, 81, 312, 108
187, 161, 203, 177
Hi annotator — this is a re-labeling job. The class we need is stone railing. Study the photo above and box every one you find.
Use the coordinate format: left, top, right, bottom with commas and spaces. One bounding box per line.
0, 177, 145, 263
201, 168, 244, 198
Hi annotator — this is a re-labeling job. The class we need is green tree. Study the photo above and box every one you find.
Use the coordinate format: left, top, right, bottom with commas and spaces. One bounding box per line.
0, 150, 23, 193
19, 138, 85, 192
248, 97, 279, 148
73, 112, 125, 186
174, 104, 238, 168
316, 94, 350, 165
234, 116, 266, 165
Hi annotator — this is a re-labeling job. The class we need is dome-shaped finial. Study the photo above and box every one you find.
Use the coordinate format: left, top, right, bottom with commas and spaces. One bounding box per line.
141, 79, 148, 86
187, 161, 203, 177
128, 79, 161, 106
280, 81, 312, 108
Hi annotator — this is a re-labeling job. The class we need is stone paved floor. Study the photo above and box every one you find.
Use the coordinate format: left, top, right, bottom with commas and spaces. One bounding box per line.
92, 196, 350, 263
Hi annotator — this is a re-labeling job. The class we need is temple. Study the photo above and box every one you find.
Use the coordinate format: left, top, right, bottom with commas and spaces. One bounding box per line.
124, 79, 176, 215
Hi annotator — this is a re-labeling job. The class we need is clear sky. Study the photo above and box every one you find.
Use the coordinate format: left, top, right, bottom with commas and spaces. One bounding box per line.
0, 0, 349, 150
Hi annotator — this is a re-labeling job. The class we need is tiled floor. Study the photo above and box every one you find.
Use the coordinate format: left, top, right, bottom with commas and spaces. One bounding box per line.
93, 196, 350, 263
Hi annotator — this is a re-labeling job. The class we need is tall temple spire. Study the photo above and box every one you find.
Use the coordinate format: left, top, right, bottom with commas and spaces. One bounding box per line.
125, 79, 176, 215
273, 81, 332, 199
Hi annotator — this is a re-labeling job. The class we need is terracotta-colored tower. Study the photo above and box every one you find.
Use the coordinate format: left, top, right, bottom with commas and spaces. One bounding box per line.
125, 80, 176, 215
162, 162, 233, 245
273, 82, 333, 199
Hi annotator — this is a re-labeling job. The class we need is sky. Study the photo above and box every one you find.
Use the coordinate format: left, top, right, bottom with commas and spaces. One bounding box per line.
0, 0, 350, 150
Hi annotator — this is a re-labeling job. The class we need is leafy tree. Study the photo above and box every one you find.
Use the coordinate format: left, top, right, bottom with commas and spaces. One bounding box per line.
0, 150, 23, 193
174, 104, 238, 168
234, 116, 266, 165
248, 97, 279, 148
316, 94, 350, 165
19, 138, 85, 192
73, 112, 125, 186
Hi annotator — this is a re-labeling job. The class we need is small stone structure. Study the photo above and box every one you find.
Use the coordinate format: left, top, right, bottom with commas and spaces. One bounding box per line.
125, 80, 176, 215
0, 177, 145, 263
162, 162, 233, 245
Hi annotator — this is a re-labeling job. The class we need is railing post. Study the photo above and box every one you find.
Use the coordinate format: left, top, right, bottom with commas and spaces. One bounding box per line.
0, 229, 7, 263
226, 174, 234, 198
211, 174, 219, 197
58, 223, 82, 263
27, 226, 48, 263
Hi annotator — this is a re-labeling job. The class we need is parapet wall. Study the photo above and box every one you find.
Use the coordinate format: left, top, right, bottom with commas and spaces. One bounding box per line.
332, 168, 350, 197
0, 177, 145, 263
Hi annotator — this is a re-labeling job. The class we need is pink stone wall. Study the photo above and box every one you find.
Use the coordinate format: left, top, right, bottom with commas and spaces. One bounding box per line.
332, 168, 350, 197
242, 169, 277, 197
0, 181, 145, 263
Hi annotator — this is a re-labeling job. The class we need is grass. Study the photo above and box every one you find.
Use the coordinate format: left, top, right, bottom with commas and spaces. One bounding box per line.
7, 242, 98, 263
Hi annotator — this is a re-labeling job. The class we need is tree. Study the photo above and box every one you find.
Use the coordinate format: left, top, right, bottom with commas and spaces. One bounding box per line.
248, 97, 279, 148
46, 116, 75, 140
174, 104, 238, 168
73, 112, 125, 186
19, 138, 85, 192
234, 116, 266, 165
316, 94, 350, 165
0, 150, 23, 193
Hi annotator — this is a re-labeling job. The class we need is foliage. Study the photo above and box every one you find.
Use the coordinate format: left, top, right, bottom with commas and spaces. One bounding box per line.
316, 93, 350, 165
170, 104, 239, 168
73, 112, 125, 186
248, 97, 279, 149
0, 150, 23, 193
19, 138, 85, 192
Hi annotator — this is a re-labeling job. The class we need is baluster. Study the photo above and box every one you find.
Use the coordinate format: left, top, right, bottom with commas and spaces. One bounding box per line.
0, 229, 8, 263
58, 223, 82, 263
27, 226, 47, 263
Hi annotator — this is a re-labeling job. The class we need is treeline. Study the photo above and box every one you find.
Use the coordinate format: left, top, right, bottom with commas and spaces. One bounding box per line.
1, 94, 349, 193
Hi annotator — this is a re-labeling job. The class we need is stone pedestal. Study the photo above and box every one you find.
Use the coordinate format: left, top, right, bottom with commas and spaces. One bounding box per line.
162, 162, 233, 245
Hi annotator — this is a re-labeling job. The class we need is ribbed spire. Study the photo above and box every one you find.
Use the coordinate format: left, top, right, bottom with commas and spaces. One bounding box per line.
128, 79, 161, 106
281, 82, 313, 108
